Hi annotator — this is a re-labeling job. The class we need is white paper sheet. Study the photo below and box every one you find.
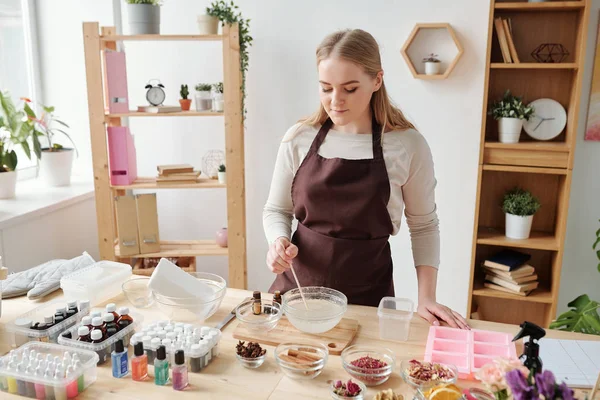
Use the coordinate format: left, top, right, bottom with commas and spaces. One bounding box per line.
538, 338, 600, 388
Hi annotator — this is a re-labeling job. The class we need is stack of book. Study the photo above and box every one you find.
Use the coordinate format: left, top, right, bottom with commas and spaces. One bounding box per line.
482, 249, 538, 296
156, 164, 200, 184
494, 17, 520, 63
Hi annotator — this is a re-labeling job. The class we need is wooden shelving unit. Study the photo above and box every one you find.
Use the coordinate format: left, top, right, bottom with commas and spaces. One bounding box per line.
467, 0, 590, 327
83, 23, 247, 289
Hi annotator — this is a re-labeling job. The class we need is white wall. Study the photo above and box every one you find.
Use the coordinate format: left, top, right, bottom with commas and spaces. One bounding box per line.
558, 1, 600, 313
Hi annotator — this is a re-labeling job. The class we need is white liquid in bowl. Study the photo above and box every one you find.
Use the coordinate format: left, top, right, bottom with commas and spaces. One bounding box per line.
286, 299, 344, 334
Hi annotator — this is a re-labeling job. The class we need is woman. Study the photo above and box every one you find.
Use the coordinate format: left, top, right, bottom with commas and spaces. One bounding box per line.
263, 29, 469, 329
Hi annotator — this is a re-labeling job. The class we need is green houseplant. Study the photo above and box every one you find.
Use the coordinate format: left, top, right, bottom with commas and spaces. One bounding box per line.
422, 53, 441, 75
212, 82, 224, 112
179, 84, 191, 111
125, 0, 162, 35
502, 187, 541, 239
195, 83, 212, 112
489, 90, 534, 144
550, 220, 600, 336
217, 163, 226, 184
206, 1, 253, 118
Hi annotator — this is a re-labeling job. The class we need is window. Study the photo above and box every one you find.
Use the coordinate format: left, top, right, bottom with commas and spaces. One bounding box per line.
0, 0, 41, 179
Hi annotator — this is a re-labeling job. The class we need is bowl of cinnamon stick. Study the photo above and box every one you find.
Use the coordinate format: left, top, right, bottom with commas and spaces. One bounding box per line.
274, 342, 329, 380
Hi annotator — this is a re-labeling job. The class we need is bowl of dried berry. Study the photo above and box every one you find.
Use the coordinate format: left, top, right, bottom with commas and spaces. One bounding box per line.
274, 342, 329, 380
399, 359, 458, 396
330, 379, 366, 399
340, 345, 395, 386
235, 340, 267, 369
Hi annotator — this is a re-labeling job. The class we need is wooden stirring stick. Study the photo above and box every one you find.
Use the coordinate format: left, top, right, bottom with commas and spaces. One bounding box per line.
289, 264, 309, 310
590, 372, 600, 400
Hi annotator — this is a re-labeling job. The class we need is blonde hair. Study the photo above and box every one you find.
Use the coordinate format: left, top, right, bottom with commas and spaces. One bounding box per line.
300, 29, 415, 133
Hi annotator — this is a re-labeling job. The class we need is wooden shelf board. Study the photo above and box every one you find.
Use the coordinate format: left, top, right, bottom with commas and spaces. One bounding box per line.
477, 228, 559, 251
482, 164, 568, 175
111, 177, 225, 190
490, 63, 578, 69
495, 2, 584, 11
472, 285, 554, 304
105, 110, 223, 118
115, 240, 228, 258
414, 74, 448, 80
101, 34, 223, 41
484, 142, 570, 152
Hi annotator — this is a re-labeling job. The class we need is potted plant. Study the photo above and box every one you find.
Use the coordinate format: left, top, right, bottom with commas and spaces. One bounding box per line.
489, 90, 535, 144
179, 84, 191, 111
27, 101, 78, 187
217, 163, 226, 184
194, 83, 213, 111
125, 0, 161, 35
0, 92, 38, 198
212, 82, 224, 112
502, 187, 541, 239
198, 5, 219, 35
422, 53, 441, 75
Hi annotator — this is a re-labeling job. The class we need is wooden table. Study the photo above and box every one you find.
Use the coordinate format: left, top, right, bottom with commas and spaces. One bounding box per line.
1, 288, 598, 399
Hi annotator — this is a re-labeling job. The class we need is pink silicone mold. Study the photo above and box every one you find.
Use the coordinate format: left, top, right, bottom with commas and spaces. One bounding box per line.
424, 326, 518, 380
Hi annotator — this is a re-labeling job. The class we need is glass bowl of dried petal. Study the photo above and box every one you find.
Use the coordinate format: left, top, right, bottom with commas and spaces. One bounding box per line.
341, 345, 395, 386
330, 378, 366, 399
400, 359, 458, 399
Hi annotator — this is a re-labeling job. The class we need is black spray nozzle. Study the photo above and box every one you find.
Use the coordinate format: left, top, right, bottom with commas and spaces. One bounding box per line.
512, 321, 546, 343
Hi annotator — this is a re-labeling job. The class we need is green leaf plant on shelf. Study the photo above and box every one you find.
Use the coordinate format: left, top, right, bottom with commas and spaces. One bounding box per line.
550, 219, 600, 336
206, 0, 253, 120
489, 90, 535, 144
0, 91, 32, 173
502, 187, 541, 240
179, 84, 191, 111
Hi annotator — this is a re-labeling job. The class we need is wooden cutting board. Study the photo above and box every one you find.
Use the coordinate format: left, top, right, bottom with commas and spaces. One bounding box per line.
232, 316, 359, 355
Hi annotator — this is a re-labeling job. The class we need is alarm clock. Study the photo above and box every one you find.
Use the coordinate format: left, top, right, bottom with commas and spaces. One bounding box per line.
145, 79, 166, 106
523, 98, 567, 141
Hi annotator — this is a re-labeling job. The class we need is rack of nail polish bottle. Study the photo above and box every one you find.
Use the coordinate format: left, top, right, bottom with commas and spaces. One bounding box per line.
58, 307, 142, 365
0, 342, 99, 399
6, 300, 90, 347
131, 320, 221, 373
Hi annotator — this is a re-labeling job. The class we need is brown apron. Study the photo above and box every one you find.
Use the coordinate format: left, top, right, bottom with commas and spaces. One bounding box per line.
269, 116, 395, 307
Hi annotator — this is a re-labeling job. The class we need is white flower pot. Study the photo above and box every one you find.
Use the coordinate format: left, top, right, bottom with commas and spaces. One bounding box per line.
218, 171, 226, 184
212, 93, 224, 112
194, 91, 212, 111
424, 62, 441, 75
498, 117, 524, 143
0, 171, 17, 199
127, 4, 160, 34
197, 15, 219, 35
39, 149, 74, 187
505, 213, 534, 239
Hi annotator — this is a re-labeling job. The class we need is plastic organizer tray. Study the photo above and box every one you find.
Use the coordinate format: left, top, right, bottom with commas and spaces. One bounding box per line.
57, 308, 142, 365
424, 326, 517, 380
132, 320, 221, 373
6, 301, 88, 347
0, 342, 99, 398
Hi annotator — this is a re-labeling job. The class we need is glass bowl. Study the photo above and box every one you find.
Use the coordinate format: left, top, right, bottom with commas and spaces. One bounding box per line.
399, 359, 458, 399
282, 287, 347, 334
236, 352, 266, 369
330, 379, 367, 400
274, 342, 329, 380
121, 277, 155, 308
153, 272, 226, 321
340, 345, 395, 387
235, 299, 281, 332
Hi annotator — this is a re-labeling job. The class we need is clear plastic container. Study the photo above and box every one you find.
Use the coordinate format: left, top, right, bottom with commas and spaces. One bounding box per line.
0, 342, 99, 398
57, 308, 142, 365
6, 301, 88, 347
377, 297, 414, 342
60, 261, 132, 307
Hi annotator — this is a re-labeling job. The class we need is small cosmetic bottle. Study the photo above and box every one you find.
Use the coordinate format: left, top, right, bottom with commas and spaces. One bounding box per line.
111, 339, 129, 378
154, 345, 169, 386
131, 342, 148, 381
171, 350, 188, 391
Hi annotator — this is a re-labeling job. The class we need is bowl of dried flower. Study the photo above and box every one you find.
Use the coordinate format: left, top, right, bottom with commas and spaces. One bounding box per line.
399, 359, 458, 396
341, 345, 395, 386
330, 379, 366, 399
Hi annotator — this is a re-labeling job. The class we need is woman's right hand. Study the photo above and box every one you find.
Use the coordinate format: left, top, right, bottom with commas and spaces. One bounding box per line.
267, 237, 298, 274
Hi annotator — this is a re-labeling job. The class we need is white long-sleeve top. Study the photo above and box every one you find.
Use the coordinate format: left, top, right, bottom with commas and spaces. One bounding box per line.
262, 122, 440, 268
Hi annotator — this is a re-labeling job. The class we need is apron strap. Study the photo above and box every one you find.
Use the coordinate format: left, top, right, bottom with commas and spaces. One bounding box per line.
308, 118, 334, 155
371, 117, 384, 160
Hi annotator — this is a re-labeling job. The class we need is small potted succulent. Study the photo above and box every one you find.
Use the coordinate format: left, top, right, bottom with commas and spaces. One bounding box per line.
194, 83, 213, 111
217, 163, 226, 184
125, 0, 162, 35
502, 187, 541, 239
489, 90, 535, 144
212, 82, 224, 112
422, 53, 441, 75
179, 84, 191, 111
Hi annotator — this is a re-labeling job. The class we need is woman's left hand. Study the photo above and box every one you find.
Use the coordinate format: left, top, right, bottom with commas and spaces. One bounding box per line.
417, 299, 470, 330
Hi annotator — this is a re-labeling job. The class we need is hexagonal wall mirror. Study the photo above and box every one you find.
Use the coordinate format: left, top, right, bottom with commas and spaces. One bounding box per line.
401, 23, 464, 80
